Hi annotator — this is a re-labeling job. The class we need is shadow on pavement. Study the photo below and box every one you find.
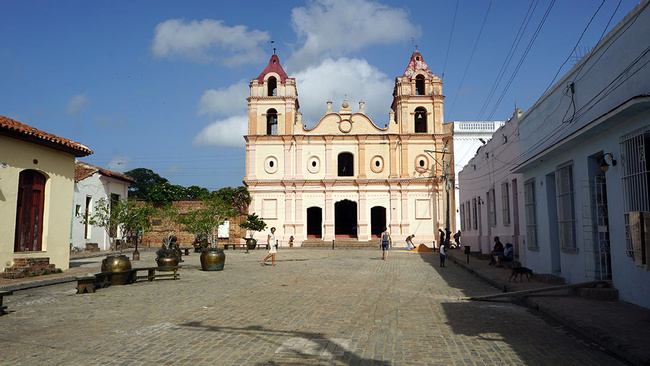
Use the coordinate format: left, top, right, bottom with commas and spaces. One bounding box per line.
180, 321, 390, 365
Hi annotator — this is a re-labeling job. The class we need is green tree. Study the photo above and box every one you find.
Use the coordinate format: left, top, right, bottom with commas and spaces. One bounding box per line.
124, 168, 168, 199
80, 198, 153, 250
239, 213, 267, 240
147, 182, 187, 205
213, 186, 251, 214
186, 185, 210, 199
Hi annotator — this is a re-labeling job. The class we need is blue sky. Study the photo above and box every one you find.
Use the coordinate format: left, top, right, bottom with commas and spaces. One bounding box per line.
1, 0, 640, 190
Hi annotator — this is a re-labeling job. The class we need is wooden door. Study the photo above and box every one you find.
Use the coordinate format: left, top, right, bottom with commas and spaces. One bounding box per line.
14, 170, 45, 252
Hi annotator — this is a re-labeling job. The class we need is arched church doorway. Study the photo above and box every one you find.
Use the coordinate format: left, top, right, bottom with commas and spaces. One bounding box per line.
370, 206, 386, 238
335, 200, 357, 238
307, 207, 322, 238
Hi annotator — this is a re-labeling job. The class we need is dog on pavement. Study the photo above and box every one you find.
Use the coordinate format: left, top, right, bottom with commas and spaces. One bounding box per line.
505, 265, 533, 283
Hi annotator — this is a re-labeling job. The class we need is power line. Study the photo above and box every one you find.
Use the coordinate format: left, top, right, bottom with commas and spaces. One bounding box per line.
541, 0, 606, 97
476, 0, 538, 121
442, 0, 460, 81
445, 1, 493, 121
486, 0, 556, 121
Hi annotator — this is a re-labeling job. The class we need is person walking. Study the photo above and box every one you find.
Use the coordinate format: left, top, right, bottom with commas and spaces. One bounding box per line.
439, 240, 446, 268
438, 229, 445, 251
405, 234, 415, 250
380, 227, 392, 260
261, 227, 277, 266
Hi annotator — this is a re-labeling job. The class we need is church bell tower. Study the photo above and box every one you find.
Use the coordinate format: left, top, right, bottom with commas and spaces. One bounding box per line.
391, 51, 444, 134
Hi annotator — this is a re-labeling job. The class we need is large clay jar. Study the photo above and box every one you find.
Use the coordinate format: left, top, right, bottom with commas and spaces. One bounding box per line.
200, 250, 226, 271
101, 255, 132, 285
246, 238, 257, 250
156, 257, 180, 270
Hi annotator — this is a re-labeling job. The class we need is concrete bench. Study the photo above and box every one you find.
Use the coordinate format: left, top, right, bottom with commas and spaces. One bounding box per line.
0, 290, 14, 315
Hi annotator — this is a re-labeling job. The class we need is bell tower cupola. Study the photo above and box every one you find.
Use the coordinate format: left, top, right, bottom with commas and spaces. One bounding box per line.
390, 51, 444, 134
247, 53, 299, 136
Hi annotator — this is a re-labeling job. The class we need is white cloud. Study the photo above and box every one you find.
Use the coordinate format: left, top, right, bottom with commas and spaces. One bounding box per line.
66, 93, 89, 116
293, 57, 394, 128
288, 0, 419, 71
192, 115, 248, 148
197, 79, 249, 116
151, 19, 270, 66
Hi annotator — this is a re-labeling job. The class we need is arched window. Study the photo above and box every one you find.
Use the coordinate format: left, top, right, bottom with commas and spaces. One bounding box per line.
415, 75, 425, 95
266, 108, 278, 135
14, 170, 46, 252
415, 107, 427, 133
338, 152, 354, 177
268, 77, 277, 96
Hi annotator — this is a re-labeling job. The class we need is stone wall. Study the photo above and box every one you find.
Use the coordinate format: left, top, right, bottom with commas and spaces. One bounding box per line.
139, 200, 248, 247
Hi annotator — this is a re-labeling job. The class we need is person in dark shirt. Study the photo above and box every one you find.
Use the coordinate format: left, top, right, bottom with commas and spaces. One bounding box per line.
489, 236, 504, 265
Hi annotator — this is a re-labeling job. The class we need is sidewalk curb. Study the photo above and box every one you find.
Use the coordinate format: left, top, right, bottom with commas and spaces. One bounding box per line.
448, 254, 650, 366
0, 275, 78, 292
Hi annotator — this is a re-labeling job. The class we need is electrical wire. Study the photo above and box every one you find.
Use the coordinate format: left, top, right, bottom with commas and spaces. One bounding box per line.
475, 0, 538, 121
442, 0, 460, 81
445, 1, 493, 121
485, 0, 556, 121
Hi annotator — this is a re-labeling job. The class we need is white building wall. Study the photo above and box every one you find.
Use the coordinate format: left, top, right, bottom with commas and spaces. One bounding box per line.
451, 121, 505, 232
514, 0, 650, 308
72, 173, 130, 251
458, 111, 525, 263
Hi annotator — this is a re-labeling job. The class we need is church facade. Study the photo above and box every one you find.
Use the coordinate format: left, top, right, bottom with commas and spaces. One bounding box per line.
244, 51, 453, 247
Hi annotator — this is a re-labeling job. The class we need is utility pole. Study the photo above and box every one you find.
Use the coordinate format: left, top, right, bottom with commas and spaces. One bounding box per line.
425, 142, 451, 246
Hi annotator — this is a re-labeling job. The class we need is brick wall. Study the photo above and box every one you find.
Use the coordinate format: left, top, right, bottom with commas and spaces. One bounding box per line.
139, 200, 248, 247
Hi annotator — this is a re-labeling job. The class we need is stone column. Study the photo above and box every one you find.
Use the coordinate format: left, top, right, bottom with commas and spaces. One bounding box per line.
247, 138, 257, 180
325, 136, 334, 179
357, 182, 369, 241
388, 136, 398, 178
400, 136, 410, 178
295, 184, 304, 241
295, 136, 304, 179
357, 136, 367, 179
389, 183, 400, 235
324, 184, 334, 241
283, 136, 292, 178
400, 183, 410, 235
283, 183, 294, 238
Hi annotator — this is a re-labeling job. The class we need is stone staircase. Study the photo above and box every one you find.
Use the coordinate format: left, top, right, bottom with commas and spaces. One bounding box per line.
2, 258, 59, 279
301, 238, 380, 248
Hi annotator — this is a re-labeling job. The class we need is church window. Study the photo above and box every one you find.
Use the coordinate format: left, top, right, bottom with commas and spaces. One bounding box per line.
268, 77, 277, 96
415, 75, 425, 95
266, 108, 278, 135
414, 107, 427, 133
338, 152, 354, 177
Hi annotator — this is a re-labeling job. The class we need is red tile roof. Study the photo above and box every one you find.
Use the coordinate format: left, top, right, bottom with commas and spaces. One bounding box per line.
0, 115, 93, 157
257, 54, 289, 83
402, 51, 436, 79
75, 161, 136, 184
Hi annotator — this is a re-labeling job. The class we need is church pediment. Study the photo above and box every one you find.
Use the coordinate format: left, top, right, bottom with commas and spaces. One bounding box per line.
302, 112, 389, 135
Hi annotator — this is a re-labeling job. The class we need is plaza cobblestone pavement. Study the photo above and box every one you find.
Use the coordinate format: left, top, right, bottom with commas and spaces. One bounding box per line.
0, 248, 640, 365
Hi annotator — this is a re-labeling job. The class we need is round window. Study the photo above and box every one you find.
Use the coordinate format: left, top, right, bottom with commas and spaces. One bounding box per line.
414, 154, 429, 173
264, 156, 278, 174
307, 156, 320, 174
370, 155, 384, 173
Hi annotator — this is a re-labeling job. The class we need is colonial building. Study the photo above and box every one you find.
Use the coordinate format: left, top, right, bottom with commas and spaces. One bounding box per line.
244, 51, 453, 247
0, 116, 92, 275
72, 161, 135, 252
451, 120, 505, 232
